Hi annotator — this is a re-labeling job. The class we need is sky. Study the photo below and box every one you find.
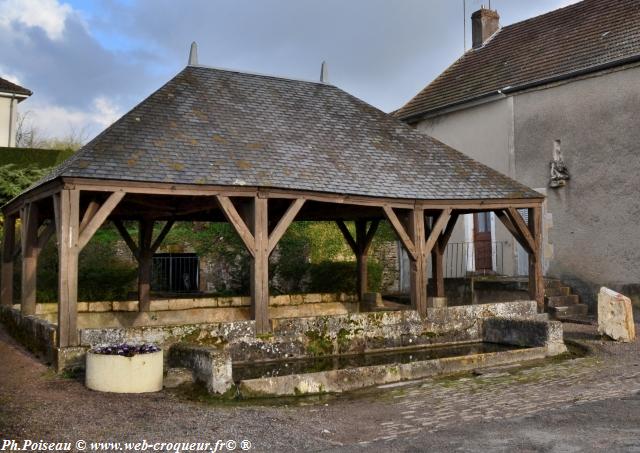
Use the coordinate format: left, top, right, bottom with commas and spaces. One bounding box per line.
0, 0, 580, 142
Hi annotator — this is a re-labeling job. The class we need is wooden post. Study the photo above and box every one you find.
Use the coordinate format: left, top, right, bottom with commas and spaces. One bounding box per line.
528, 206, 545, 311
408, 208, 427, 316
138, 220, 154, 312
432, 248, 444, 298
355, 220, 368, 302
336, 220, 379, 302
433, 213, 458, 299
54, 189, 80, 347
20, 203, 39, 315
251, 197, 269, 333
1, 214, 16, 306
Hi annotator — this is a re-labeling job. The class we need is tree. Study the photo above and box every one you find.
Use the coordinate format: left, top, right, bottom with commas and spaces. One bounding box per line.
0, 164, 50, 206
15, 111, 87, 151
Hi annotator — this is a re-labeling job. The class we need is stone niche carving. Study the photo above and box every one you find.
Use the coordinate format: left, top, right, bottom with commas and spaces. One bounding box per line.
549, 140, 570, 188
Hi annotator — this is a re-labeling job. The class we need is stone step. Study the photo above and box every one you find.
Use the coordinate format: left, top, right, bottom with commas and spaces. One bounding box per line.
550, 303, 589, 316
545, 286, 571, 297
544, 279, 563, 289
556, 314, 596, 325
546, 295, 580, 307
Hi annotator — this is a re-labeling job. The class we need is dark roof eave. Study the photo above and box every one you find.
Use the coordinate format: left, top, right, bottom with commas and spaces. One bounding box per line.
399, 52, 640, 124
3, 175, 543, 216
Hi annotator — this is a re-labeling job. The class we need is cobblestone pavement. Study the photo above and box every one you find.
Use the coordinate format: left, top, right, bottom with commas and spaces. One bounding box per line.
1, 322, 640, 452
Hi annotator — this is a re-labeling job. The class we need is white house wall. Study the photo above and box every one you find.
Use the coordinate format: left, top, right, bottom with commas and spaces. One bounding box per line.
0, 96, 17, 147
513, 64, 640, 305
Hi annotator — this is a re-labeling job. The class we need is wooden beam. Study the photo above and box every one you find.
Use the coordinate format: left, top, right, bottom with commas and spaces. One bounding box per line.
433, 212, 457, 299
251, 197, 270, 333
439, 213, 459, 250
425, 208, 451, 255
77, 191, 126, 251
113, 220, 139, 260
432, 248, 445, 298
56, 189, 80, 347
336, 220, 358, 255
506, 207, 536, 253
36, 221, 56, 252
150, 219, 175, 253
363, 220, 380, 254
408, 208, 427, 316
267, 198, 305, 255
79, 199, 100, 233
61, 177, 417, 209
383, 206, 417, 260
21, 203, 39, 315
355, 220, 368, 302
216, 195, 255, 256
495, 210, 532, 253
1, 214, 17, 306
528, 206, 545, 311
137, 220, 154, 312
2, 179, 63, 217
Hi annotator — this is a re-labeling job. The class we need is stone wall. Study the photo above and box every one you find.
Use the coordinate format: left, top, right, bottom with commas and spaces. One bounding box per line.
80, 300, 539, 364
0, 306, 57, 365
22, 293, 359, 329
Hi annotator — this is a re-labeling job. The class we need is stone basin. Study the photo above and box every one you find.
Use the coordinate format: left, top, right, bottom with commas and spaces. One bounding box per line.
235, 342, 548, 398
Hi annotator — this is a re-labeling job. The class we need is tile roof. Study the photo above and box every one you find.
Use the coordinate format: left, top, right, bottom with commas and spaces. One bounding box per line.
34, 65, 540, 201
0, 77, 32, 97
395, 0, 640, 121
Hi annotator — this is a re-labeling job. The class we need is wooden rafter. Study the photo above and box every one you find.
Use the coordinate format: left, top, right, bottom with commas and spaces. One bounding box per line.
78, 191, 126, 251
113, 220, 140, 260
216, 195, 255, 256
495, 210, 532, 253
439, 213, 459, 250
364, 220, 380, 254
150, 220, 175, 253
36, 221, 56, 251
268, 198, 305, 255
79, 199, 100, 233
425, 208, 451, 255
383, 206, 417, 260
506, 207, 536, 252
336, 220, 358, 254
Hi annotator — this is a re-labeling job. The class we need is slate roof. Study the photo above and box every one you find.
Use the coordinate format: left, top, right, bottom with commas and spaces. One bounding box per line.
0, 77, 32, 97
395, 0, 640, 121
34, 65, 541, 201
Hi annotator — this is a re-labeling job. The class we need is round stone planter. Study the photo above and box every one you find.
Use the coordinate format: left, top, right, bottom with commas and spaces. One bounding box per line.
85, 349, 163, 393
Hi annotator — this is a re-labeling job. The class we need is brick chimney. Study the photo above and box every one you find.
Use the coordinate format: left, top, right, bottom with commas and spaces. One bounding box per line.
472, 8, 500, 49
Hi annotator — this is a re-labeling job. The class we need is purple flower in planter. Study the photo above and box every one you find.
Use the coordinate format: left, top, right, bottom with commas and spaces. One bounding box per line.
92, 344, 160, 357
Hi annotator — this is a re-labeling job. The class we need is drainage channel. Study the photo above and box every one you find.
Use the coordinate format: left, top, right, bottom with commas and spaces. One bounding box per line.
232, 342, 526, 382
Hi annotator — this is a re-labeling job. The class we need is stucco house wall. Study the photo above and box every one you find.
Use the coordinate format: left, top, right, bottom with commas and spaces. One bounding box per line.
409, 63, 640, 308
0, 96, 18, 147
513, 64, 640, 306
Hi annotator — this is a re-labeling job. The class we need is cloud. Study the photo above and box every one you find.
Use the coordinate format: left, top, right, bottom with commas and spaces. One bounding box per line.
0, 66, 23, 86
0, 0, 73, 41
23, 95, 123, 139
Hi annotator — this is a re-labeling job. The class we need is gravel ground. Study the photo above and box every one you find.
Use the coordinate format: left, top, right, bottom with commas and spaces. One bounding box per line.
1, 321, 639, 452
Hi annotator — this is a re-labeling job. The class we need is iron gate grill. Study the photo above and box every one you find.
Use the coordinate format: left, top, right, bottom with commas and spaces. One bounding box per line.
152, 253, 199, 293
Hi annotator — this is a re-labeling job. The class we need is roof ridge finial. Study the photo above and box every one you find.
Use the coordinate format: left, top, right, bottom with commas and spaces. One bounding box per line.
320, 61, 329, 83
188, 41, 199, 66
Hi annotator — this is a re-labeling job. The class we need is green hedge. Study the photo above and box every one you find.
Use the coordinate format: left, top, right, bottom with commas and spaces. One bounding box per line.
0, 147, 74, 169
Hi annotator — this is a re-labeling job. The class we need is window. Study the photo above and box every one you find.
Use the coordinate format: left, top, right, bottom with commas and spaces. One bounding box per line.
476, 212, 491, 233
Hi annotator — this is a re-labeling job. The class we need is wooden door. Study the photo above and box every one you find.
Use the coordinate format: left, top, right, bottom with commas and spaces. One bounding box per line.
474, 212, 493, 272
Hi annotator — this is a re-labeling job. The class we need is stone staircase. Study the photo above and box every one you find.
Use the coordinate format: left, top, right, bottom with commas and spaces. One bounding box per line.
544, 279, 590, 322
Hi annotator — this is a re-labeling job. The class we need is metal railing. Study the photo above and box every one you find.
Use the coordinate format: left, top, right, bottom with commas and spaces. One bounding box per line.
442, 241, 507, 278
152, 253, 200, 293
